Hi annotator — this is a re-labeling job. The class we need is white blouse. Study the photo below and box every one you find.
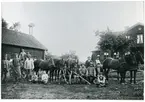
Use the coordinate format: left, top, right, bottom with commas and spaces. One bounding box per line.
24, 58, 34, 69
41, 74, 48, 83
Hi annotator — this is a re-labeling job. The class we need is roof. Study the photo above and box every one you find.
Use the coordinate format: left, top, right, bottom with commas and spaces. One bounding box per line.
125, 22, 144, 32
91, 50, 100, 52
112, 31, 125, 35
2, 28, 47, 50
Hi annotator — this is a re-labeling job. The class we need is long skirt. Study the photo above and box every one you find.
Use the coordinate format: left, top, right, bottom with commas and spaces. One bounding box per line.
13, 66, 21, 81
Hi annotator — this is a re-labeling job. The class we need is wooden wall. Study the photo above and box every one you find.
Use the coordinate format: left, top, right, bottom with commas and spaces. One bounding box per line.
2, 44, 45, 60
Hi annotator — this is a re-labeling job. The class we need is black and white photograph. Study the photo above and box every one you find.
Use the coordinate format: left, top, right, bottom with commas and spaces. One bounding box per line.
1, 1, 144, 99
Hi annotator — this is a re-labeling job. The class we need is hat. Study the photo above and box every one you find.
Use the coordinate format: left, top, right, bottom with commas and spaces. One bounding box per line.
90, 61, 94, 66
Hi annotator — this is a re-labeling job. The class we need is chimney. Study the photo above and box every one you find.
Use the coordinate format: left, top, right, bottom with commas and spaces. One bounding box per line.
28, 23, 34, 35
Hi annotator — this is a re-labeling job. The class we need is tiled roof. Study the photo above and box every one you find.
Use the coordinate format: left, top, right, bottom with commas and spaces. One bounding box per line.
2, 28, 47, 50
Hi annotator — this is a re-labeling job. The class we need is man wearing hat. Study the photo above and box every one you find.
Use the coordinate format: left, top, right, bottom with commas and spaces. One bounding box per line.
87, 61, 96, 83
85, 56, 92, 68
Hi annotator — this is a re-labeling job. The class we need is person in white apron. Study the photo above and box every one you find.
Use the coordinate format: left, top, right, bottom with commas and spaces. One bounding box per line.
95, 55, 102, 75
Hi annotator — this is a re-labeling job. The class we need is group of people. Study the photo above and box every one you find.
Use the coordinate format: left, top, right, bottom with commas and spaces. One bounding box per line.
2, 49, 56, 84
80, 56, 106, 87
2, 49, 31, 82
31, 69, 49, 84
2, 49, 106, 87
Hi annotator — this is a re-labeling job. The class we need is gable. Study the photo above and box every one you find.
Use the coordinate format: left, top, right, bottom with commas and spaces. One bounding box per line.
126, 24, 144, 36
2, 28, 47, 50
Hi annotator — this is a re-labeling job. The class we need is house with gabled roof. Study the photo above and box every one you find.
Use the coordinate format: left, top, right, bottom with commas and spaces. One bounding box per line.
125, 22, 144, 55
91, 22, 144, 61
2, 28, 48, 60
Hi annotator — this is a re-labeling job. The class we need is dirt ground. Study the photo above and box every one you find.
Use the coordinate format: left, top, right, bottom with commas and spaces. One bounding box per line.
1, 71, 144, 99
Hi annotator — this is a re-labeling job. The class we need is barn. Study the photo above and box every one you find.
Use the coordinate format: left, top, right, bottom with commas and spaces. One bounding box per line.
2, 28, 47, 60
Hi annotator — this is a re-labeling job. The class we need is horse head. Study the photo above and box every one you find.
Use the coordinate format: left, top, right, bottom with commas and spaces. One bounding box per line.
135, 51, 144, 64
124, 53, 137, 66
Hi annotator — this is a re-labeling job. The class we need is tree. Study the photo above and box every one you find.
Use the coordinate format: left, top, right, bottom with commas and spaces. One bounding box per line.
115, 34, 132, 56
9, 22, 21, 31
96, 27, 132, 57
2, 18, 8, 28
61, 50, 78, 61
97, 28, 117, 56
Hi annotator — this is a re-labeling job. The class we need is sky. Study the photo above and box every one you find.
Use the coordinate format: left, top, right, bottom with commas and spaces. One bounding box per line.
1, 1, 144, 62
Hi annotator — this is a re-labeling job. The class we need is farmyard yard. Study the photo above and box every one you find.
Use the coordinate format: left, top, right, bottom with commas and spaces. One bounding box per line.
2, 71, 144, 99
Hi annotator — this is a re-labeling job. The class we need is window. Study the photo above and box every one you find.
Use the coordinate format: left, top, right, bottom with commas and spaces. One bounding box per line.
138, 27, 142, 30
137, 34, 143, 44
104, 52, 109, 56
126, 35, 130, 39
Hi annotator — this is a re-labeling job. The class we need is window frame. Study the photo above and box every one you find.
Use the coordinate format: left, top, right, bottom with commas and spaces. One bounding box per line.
126, 35, 130, 40
137, 34, 143, 44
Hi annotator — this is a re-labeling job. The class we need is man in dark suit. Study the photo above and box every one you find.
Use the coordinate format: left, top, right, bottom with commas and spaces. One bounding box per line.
85, 56, 92, 68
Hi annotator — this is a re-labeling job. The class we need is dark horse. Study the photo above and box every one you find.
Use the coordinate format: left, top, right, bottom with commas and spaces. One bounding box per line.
34, 58, 57, 82
103, 52, 142, 84
58, 59, 79, 84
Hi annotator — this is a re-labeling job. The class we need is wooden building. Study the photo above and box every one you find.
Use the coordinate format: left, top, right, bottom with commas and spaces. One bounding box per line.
91, 49, 111, 63
91, 22, 144, 61
2, 28, 47, 60
125, 23, 144, 56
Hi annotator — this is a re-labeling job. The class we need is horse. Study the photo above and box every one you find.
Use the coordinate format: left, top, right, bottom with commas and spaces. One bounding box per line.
53, 58, 65, 81
34, 58, 57, 82
103, 52, 139, 84
58, 59, 79, 84
33, 59, 43, 74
